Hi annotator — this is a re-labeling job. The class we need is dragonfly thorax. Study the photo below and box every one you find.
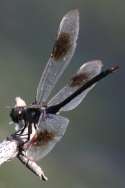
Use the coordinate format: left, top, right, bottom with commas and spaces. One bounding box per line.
25, 107, 41, 124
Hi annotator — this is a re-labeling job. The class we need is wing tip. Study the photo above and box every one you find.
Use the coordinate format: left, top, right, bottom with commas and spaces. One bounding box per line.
66, 9, 79, 16
70, 59, 103, 87
90, 59, 103, 69
64, 9, 79, 25
80, 59, 103, 72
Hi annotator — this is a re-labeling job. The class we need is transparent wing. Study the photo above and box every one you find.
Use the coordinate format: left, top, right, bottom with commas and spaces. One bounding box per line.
48, 60, 103, 111
25, 114, 69, 161
36, 9, 79, 104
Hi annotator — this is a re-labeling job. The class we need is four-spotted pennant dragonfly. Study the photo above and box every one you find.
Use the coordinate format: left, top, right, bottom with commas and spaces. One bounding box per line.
9, 9, 118, 179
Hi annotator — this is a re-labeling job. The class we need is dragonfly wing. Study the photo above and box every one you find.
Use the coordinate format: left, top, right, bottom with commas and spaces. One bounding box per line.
25, 114, 69, 161
36, 9, 79, 104
48, 60, 103, 111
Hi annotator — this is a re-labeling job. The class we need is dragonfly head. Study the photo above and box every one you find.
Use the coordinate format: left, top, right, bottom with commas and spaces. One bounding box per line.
10, 106, 25, 123
10, 97, 26, 123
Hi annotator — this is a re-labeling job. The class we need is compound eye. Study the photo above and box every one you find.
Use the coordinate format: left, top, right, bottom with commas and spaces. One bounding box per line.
10, 108, 19, 123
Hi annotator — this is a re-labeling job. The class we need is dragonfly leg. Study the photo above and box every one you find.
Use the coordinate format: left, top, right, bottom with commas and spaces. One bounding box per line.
27, 123, 32, 141
14, 122, 33, 144
15, 122, 27, 136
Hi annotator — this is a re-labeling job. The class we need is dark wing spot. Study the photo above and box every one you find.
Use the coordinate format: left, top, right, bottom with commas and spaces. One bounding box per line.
31, 130, 55, 146
51, 32, 71, 61
70, 72, 90, 87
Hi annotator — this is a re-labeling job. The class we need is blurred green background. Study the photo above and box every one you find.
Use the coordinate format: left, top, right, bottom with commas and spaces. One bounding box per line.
0, 0, 124, 188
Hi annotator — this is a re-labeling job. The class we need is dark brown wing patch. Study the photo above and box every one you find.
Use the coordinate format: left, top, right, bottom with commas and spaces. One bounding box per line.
31, 130, 55, 147
70, 72, 90, 87
51, 32, 71, 61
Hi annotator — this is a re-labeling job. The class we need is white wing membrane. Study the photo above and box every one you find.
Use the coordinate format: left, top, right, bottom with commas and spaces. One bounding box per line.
25, 114, 69, 161
48, 60, 103, 111
36, 10, 79, 104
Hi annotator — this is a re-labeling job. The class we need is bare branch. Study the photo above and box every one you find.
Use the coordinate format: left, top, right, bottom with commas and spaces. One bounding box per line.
0, 135, 48, 181
0, 139, 18, 165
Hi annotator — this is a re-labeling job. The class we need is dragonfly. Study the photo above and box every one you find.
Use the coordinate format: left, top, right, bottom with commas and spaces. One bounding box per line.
10, 9, 118, 173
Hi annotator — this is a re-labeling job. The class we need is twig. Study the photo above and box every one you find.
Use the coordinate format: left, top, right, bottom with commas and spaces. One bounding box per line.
18, 154, 48, 181
0, 139, 18, 165
0, 134, 48, 181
